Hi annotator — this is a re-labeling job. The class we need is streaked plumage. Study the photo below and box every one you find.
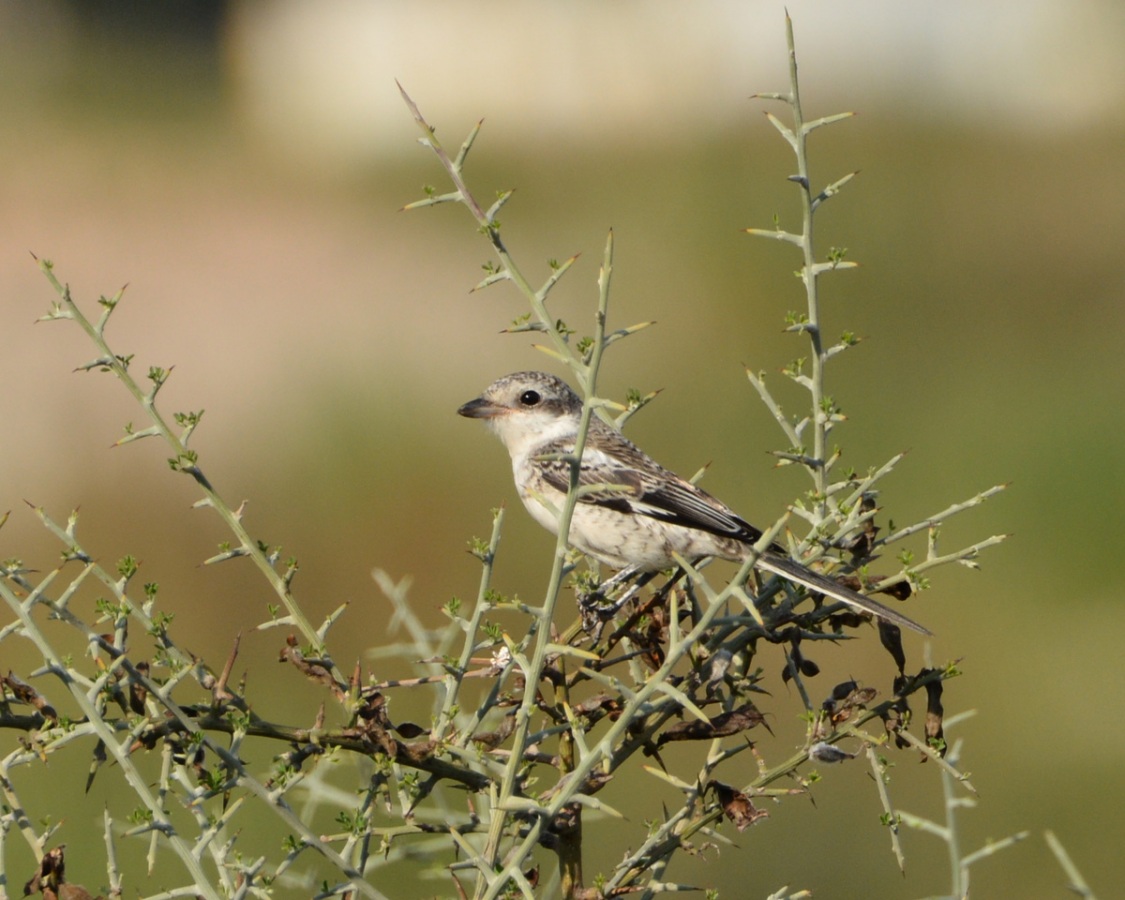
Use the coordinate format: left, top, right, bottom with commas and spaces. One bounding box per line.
458, 371, 929, 635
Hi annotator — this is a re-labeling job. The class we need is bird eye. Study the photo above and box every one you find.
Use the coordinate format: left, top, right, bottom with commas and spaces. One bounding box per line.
519, 390, 541, 406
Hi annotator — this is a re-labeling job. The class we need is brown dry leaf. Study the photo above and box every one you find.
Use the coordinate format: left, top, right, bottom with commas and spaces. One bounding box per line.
877, 579, 913, 601
571, 693, 624, 724
3, 672, 58, 723
922, 668, 946, 757
470, 712, 517, 749
394, 721, 428, 739
882, 674, 912, 749
709, 780, 769, 831
128, 661, 149, 715
878, 620, 907, 674
824, 681, 879, 726
23, 846, 102, 900
278, 636, 347, 700
658, 703, 765, 746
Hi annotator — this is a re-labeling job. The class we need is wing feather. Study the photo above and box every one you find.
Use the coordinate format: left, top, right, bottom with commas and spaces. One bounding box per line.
536, 430, 766, 545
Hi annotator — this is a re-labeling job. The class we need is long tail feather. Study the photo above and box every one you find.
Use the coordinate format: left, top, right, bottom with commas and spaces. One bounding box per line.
756, 553, 932, 635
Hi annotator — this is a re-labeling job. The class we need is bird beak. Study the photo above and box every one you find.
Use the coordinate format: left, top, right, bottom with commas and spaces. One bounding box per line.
457, 397, 504, 419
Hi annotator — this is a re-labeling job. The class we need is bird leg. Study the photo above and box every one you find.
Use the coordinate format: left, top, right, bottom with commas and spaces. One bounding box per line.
576, 565, 656, 638
577, 564, 642, 609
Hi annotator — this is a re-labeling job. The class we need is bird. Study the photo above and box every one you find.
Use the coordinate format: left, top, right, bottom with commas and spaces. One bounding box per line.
457, 371, 930, 635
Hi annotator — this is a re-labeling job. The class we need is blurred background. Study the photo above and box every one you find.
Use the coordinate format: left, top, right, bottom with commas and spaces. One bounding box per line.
1, 1, 1123, 897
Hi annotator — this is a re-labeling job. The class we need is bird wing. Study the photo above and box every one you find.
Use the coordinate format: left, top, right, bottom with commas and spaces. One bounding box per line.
536, 431, 765, 544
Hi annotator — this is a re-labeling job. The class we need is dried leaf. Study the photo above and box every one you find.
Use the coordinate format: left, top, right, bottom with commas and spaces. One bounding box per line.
128, 661, 149, 715
24, 846, 101, 900
843, 493, 880, 560
922, 668, 946, 757
709, 780, 769, 831
571, 693, 624, 725
658, 703, 766, 746
876, 579, 913, 601
822, 680, 879, 726
278, 636, 347, 700
2, 672, 58, 723
881, 674, 912, 749
470, 712, 517, 749
878, 620, 907, 674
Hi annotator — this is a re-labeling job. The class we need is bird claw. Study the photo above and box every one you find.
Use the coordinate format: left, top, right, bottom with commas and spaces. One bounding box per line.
577, 566, 654, 637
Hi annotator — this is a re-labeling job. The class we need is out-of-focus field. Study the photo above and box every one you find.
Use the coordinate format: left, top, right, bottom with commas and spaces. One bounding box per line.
1, 3, 1122, 897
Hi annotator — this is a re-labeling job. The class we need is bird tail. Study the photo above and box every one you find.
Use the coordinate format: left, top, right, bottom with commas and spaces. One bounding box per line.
755, 552, 932, 636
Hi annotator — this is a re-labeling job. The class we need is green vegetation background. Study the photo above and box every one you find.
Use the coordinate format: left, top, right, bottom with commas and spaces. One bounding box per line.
1, 6, 1122, 898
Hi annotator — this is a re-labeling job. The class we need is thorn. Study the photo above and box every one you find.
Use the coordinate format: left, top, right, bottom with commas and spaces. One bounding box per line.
214, 632, 242, 702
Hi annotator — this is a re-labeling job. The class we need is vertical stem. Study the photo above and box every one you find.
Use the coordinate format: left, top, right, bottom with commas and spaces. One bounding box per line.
785, 14, 828, 517
434, 508, 505, 742
943, 739, 965, 898
556, 797, 583, 900
398, 86, 583, 379
475, 233, 614, 899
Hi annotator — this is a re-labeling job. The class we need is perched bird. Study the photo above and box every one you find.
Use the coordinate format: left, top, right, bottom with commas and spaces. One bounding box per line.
458, 371, 930, 635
